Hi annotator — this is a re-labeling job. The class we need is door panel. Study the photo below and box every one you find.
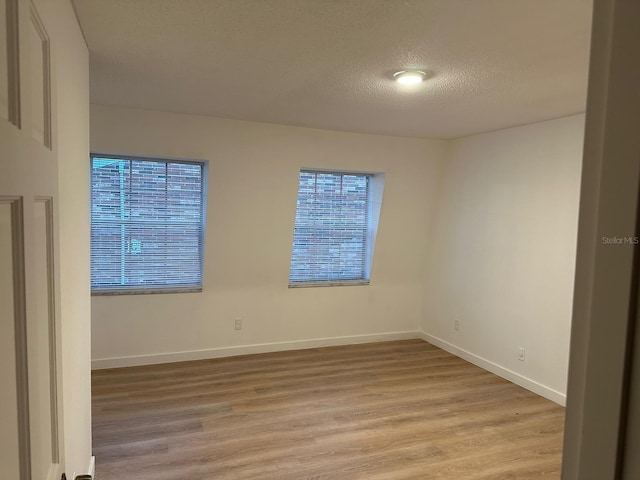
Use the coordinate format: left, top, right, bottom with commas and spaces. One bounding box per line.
0, 199, 22, 480
31, 197, 60, 480
28, 5, 49, 147
0, 0, 8, 120
5, 0, 20, 127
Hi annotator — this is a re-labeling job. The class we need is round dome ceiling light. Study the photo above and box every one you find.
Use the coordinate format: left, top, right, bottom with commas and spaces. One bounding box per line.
393, 70, 427, 85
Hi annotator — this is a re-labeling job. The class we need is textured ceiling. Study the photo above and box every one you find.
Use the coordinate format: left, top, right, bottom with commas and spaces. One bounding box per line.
73, 0, 593, 139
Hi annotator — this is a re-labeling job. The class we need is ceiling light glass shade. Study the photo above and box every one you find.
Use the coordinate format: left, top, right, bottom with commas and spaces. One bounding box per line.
393, 70, 427, 85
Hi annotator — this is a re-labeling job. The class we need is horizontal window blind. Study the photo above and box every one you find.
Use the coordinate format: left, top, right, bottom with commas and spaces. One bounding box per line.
90, 156, 205, 293
290, 171, 370, 285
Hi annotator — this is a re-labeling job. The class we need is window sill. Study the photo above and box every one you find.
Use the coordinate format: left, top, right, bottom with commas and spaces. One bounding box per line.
91, 287, 203, 296
288, 280, 370, 288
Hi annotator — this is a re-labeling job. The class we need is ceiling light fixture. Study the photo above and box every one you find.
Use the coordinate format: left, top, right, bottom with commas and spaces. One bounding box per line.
393, 70, 427, 85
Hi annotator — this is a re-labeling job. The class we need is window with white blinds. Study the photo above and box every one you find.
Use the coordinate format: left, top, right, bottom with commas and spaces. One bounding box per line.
289, 170, 371, 286
90, 155, 205, 294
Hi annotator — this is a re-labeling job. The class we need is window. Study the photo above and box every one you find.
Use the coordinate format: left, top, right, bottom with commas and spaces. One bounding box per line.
90, 155, 206, 294
289, 170, 372, 287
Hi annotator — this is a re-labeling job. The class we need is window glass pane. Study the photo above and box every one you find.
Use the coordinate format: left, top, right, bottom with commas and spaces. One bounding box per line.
290, 171, 369, 285
90, 156, 205, 293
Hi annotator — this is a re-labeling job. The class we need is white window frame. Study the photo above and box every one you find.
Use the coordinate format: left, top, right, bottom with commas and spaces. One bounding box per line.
289, 169, 382, 288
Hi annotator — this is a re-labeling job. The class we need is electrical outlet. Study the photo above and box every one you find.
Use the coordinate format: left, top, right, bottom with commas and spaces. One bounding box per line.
518, 347, 525, 361
454, 320, 460, 331
234, 318, 242, 330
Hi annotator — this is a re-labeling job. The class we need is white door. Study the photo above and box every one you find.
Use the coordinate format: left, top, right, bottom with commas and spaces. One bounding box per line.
1, 0, 64, 479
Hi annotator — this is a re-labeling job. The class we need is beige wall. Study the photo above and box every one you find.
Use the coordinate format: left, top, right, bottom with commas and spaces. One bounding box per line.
90, 104, 446, 366
422, 114, 584, 403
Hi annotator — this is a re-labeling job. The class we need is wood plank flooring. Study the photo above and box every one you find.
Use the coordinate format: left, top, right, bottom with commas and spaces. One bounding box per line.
92, 339, 565, 479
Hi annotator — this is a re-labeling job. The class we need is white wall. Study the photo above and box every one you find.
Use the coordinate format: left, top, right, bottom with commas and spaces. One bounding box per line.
90, 105, 446, 366
422, 114, 584, 404
43, 0, 93, 475
90, 107, 584, 405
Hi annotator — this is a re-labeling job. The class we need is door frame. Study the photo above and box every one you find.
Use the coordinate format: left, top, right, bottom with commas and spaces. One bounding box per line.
562, 0, 640, 478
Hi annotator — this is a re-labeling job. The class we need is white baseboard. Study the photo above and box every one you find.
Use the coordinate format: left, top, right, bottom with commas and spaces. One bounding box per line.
91, 331, 421, 370
419, 332, 566, 406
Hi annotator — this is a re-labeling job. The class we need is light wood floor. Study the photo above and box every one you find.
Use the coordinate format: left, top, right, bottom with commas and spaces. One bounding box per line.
92, 340, 565, 479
